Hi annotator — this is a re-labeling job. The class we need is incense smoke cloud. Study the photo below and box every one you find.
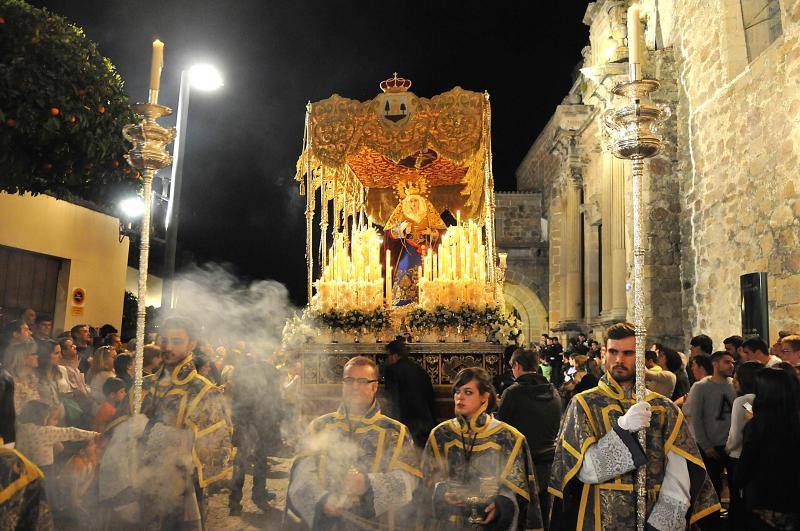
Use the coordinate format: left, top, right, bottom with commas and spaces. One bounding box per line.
170, 261, 295, 355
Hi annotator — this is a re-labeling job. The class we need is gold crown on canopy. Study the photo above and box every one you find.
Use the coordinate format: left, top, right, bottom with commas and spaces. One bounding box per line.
380, 73, 412, 93
393, 177, 429, 199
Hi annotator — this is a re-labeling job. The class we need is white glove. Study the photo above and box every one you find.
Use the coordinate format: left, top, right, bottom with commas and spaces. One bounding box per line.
617, 401, 652, 432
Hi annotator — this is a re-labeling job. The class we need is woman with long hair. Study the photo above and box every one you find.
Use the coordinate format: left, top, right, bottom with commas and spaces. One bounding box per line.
6, 341, 41, 414
88, 346, 116, 405
34, 339, 65, 413
736, 367, 800, 530
421, 367, 543, 530
725, 360, 762, 528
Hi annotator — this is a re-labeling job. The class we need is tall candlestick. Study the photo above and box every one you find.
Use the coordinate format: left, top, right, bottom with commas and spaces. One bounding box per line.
149, 39, 164, 104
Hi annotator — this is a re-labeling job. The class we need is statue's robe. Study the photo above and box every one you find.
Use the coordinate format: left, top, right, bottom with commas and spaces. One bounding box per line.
385, 225, 440, 306
287, 402, 421, 530
549, 373, 721, 530
421, 414, 544, 530
0, 446, 52, 530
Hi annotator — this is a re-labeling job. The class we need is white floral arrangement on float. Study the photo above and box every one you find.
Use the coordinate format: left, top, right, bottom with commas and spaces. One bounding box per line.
282, 308, 319, 347
489, 312, 526, 347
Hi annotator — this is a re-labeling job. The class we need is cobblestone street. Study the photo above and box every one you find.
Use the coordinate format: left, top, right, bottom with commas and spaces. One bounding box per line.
205, 457, 302, 531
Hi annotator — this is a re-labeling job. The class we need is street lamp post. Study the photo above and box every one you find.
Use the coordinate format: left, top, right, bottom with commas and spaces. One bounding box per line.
161, 64, 223, 310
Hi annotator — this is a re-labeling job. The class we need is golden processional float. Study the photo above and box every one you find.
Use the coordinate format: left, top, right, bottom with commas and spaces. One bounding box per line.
284, 75, 523, 416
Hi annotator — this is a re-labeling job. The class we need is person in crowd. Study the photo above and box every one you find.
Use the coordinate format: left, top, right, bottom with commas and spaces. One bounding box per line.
0, 352, 15, 445
560, 353, 599, 406
658, 346, 690, 402
686, 351, 736, 504
690, 334, 713, 358
0, 320, 34, 361
741, 337, 781, 367
770, 331, 792, 362
645, 349, 677, 398
142, 344, 162, 375
287, 356, 420, 529
678, 353, 713, 410
98, 324, 118, 341
688, 334, 713, 385
723, 335, 744, 361
228, 349, 282, 515
70, 325, 93, 374
550, 322, 719, 529
724, 360, 761, 528
6, 342, 41, 414
133, 316, 233, 528
34, 340, 64, 414
102, 333, 122, 354
15, 400, 97, 476
32, 314, 53, 341
492, 345, 519, 398
56, 337, 92, 420
383, 338, 436, 448
92, 377, 126, 433
421, 367, 543, 530
546, 336, 564, 387
779, 334, 800, 368
587, 339, 601, 359
20, 308, 37, 330
88, 346, 116, 405
736, 368, 800, 530
577, 332, 588, 348
113, 352, 133, 389
496, 348, 560, 530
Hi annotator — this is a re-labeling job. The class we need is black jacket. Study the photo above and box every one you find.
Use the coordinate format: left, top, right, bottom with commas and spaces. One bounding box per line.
383, 356, 436, 448
496, 373, 562, 463
0, 365, 14, 444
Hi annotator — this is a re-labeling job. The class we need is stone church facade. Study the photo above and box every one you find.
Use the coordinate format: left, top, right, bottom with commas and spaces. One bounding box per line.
512, 0, 800, 348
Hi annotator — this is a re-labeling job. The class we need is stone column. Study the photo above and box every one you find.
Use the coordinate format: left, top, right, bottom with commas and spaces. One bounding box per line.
563, 169, 583, 323
610, 156, 628, 319
600, 151, 614, 316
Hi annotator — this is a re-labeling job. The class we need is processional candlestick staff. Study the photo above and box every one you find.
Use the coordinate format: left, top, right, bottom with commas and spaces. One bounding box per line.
603, 5, 670, 530
122, 40, 176, 414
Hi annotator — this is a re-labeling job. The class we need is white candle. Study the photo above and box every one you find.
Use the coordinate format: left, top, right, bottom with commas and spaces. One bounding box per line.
149, 39, 164, 93
627, 4, 642, 65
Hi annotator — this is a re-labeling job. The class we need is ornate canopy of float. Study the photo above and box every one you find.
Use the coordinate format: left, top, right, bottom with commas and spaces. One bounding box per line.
295, 74, 505, 325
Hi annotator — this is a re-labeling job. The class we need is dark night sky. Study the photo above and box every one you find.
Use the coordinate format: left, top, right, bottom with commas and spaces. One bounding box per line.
33, 0, 589, 305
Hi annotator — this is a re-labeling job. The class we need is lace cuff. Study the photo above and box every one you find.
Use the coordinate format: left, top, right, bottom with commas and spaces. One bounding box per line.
367, 470, 416, 517
579, 429, 639, 484
647, 493, 690, 531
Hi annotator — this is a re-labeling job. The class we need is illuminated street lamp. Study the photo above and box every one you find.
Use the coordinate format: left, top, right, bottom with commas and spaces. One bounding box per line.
118, 196, 145, 241
161, 63, 223, 309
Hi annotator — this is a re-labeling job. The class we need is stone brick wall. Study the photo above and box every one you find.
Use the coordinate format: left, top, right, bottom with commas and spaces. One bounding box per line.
672, 0, 800, 342
494, 191, 549, 307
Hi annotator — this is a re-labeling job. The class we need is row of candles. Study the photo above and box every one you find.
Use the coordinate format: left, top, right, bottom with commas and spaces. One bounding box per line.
313, 213, 494, 311
315, 224, 384, 312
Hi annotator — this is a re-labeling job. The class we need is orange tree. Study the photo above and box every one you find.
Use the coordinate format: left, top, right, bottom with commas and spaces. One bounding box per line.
0, 0, 138, 204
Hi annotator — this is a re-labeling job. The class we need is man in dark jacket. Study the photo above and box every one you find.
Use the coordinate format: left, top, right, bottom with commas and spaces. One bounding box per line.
496, 348, 562, 529
383, 339, 436, 448
545, 336, 565, 386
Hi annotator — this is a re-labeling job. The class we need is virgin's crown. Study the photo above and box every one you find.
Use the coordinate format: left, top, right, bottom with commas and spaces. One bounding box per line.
380, 73, 412, 93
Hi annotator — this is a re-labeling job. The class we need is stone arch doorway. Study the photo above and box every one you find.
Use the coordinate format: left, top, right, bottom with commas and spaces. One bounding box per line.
503, 281, 548, 347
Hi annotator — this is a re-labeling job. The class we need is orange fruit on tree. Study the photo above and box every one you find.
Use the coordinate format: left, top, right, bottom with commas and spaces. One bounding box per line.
98, 105, 105, 113
50, 107, 59, 116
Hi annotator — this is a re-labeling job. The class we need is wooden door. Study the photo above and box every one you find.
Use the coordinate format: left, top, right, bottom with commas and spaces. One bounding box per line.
0, 245, 62, 327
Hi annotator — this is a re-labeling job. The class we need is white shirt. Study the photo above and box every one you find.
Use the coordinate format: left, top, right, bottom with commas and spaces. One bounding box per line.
725, 393, 754, 459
